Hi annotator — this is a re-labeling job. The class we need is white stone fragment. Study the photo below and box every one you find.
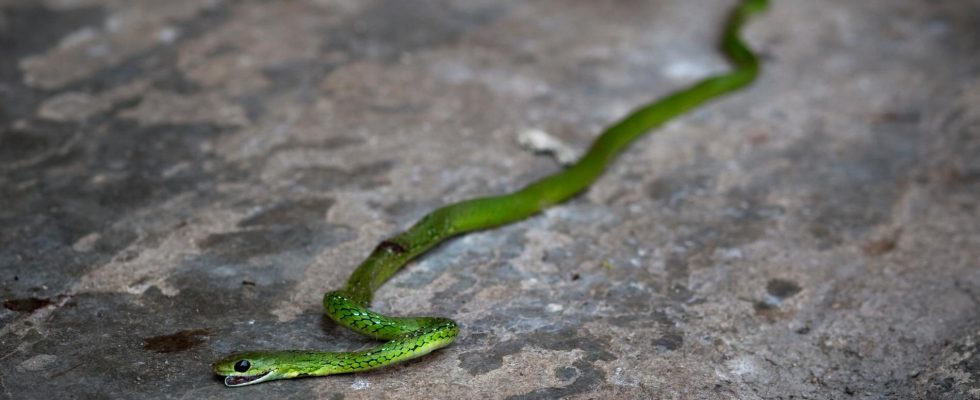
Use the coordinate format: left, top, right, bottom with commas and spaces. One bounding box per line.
517, 129, 580, 166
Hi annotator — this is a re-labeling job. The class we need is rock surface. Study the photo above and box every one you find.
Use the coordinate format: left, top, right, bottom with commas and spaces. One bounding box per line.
1, 0, 978, 399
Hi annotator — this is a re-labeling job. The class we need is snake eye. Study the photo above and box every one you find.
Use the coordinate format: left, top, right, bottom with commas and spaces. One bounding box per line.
234, 360, 250, 372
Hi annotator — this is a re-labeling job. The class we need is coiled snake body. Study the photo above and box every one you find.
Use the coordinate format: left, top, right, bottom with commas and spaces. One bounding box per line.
213, 0, 769, 386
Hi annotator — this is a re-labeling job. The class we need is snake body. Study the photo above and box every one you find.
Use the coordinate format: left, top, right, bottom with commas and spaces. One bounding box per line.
213, 0, 768, 386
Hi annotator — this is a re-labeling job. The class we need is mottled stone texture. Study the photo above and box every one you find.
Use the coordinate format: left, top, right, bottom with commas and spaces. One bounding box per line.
1, 0, 978, 399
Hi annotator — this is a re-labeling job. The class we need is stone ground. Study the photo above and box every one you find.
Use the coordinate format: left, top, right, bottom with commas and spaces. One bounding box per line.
1, 0, 979, 399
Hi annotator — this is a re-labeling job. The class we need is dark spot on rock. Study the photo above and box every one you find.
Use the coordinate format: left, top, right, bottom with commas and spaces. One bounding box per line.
796, 326, 811, 335
652, 332, 684, 351
754, 301, 777, 316
458, 327, 615, 399
571, 273, 580, 281
3, 297, 52, 312
766, 279, 802, 299
554, 366, 577, 382
0, 131, 52, 162
862, 230, 901, 256
507, 359, 606, 400
241, 280, 255, 286
845, 386, 856, 396
142, 328, 209, 353
458, 340, 524, 376
862, 237, 896, 256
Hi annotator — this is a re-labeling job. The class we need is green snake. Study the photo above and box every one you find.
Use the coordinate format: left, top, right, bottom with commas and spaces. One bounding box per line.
213, 0, 768, 386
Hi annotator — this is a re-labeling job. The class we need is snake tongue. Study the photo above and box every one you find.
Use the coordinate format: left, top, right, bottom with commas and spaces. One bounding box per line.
224, 372, 270, 387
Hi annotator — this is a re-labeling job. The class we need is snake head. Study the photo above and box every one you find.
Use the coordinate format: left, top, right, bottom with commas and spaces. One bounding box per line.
212, 352, 285, 387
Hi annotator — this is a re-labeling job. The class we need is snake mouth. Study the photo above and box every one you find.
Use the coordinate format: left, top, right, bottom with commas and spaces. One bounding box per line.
223, 371, 272, 387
